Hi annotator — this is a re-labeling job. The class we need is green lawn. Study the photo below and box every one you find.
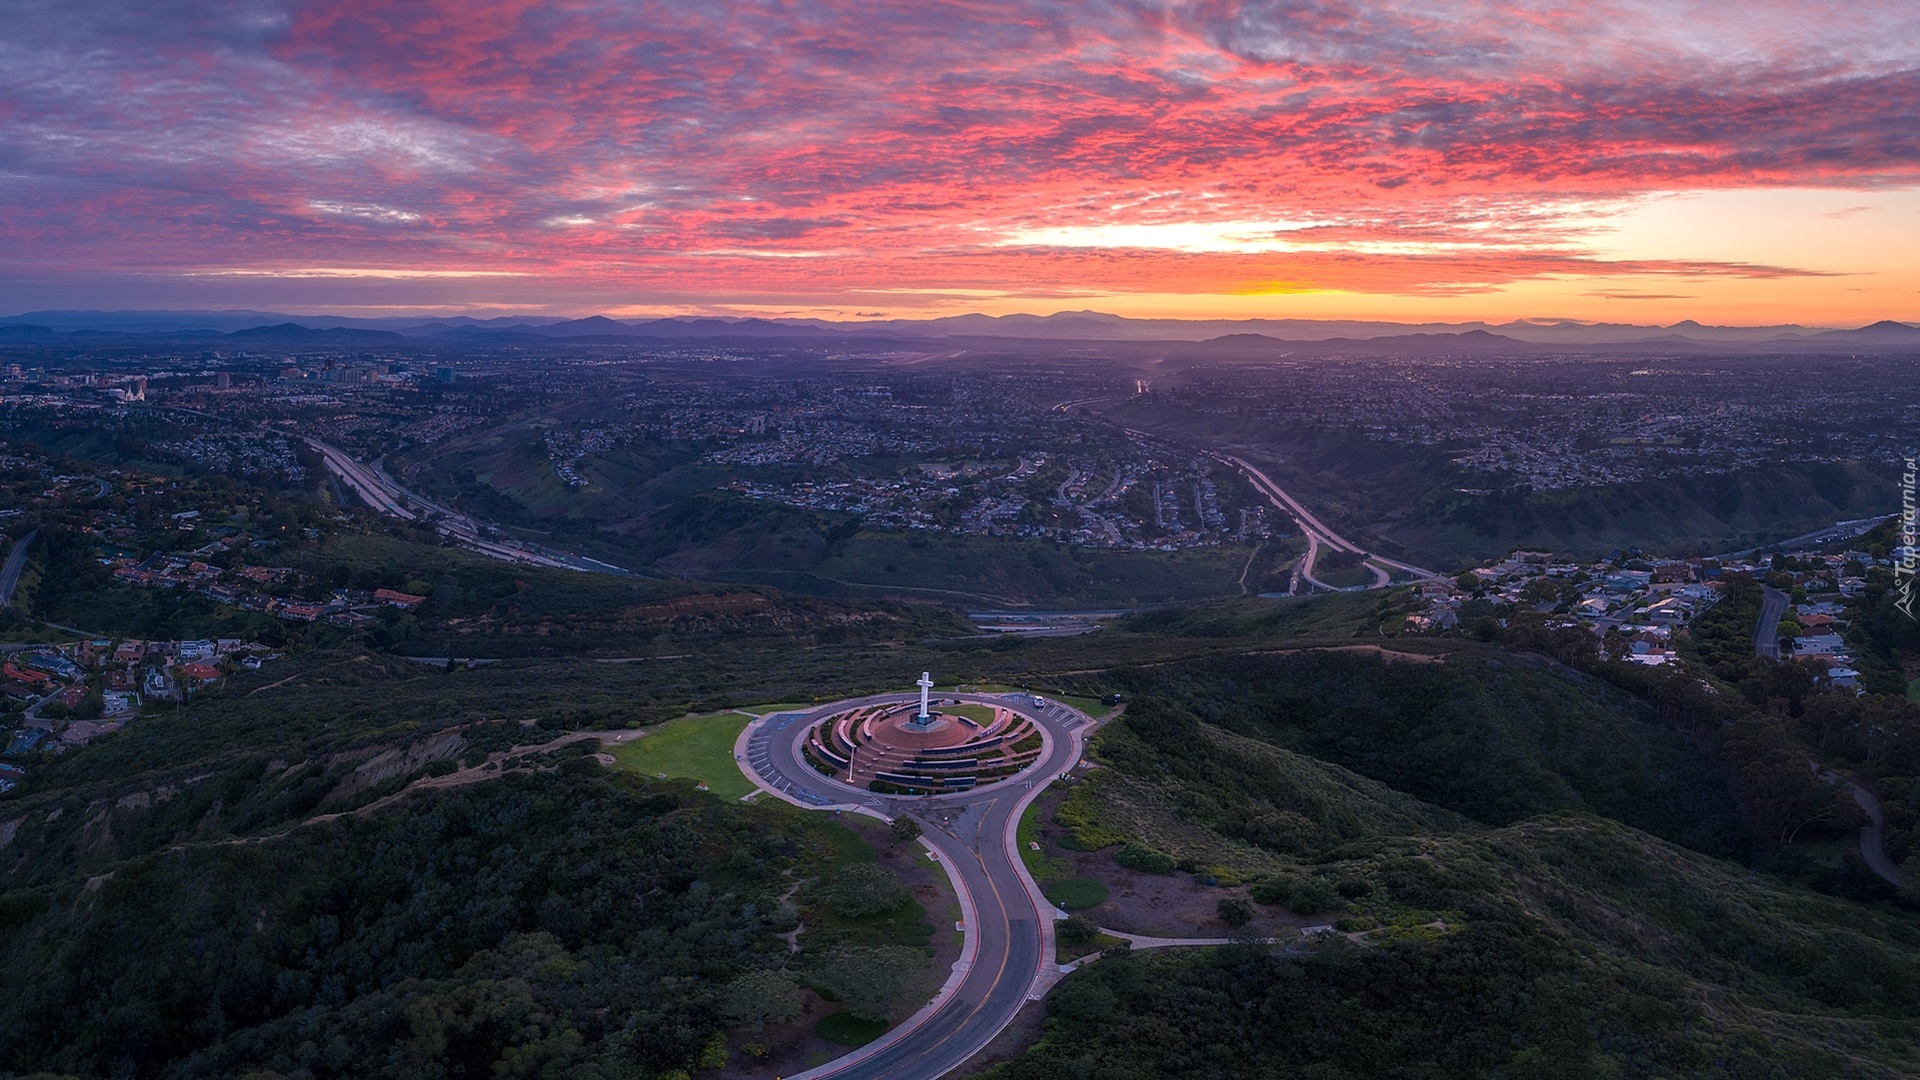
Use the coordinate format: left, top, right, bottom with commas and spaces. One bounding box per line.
611, 711, 755, 799
940, 703, 997, 725
739, 701, 814, 716
1054, 694, 1114, 719
1043, 877, 1111, 910
1017, 799, 1074, 880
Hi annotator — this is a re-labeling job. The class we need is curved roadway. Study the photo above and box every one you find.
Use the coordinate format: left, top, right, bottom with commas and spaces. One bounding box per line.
1212, 453, 1435, 593
739, 691, 1092, 1080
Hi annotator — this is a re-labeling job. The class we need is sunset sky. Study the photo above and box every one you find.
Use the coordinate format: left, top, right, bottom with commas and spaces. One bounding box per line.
4, 1, 1919, 325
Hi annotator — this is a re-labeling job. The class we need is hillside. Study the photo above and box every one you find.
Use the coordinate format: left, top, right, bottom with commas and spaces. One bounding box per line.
5, 577, 1917, 1077
1389, 459, 1894, 560
1089, 648, 1748, 857
984, 816, 1920, 1080
984, 651, 1920, 1078
0, 647, 954, 1079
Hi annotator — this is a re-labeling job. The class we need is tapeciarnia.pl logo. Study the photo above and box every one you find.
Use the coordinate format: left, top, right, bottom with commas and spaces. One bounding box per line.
1899, 456, 1918, 621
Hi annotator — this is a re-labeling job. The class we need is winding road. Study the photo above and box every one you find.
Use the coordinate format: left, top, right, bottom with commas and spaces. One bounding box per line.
737, 691, 1093, 1080
1843, 777, 1909, 890
1753, 592, 1910, 892
1211, 453, 1436, 594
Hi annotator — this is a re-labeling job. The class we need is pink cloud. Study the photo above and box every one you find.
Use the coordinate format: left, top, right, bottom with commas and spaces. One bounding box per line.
0, 1, 1916, 310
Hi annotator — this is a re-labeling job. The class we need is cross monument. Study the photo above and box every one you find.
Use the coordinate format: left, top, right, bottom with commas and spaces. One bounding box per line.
914, 671, 934, 726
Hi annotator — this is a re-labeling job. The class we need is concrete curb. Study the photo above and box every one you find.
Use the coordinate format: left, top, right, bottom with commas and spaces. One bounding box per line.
782, 816, 982, 1080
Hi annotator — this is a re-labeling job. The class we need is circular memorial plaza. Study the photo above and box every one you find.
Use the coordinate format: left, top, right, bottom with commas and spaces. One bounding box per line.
800, 685, 1048, 794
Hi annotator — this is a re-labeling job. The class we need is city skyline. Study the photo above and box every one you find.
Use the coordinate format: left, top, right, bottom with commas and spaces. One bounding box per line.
4, 1, 1919, 324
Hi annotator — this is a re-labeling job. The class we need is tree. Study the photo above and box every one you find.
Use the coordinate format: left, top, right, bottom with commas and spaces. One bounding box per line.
722, 970, 803, 1031
890, 815, 922, 843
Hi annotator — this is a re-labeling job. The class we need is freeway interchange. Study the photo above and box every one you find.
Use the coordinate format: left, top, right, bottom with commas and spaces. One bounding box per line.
1212, 453, 1439, 594
737, 691, 1093, 1080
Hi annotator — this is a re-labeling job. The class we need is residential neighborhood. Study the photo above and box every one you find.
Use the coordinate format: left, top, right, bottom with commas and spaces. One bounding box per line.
1, 635, 284, 790
1406, 542, 1879, 687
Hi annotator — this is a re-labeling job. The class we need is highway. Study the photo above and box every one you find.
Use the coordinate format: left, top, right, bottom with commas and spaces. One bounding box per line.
0, 530, 35, 608
1213, 453, 1437, 593
308, 440, 417, 520
130, 402, 632, 577
304, 437, 638, 577
739, 691, 1092, 1080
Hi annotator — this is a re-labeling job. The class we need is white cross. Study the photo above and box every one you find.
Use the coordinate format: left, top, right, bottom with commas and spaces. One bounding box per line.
917, 671, 933, 717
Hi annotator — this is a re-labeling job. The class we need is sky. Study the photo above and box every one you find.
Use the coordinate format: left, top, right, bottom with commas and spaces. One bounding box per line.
3, 0, 1919, 325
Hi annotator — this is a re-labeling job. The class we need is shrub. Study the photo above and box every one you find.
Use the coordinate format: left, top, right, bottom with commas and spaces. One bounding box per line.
825, 864, 910, 917
1114, 842, 1175, 875
1248, 876, 1294, 906
810, 945, 931, 1023
1217, 896, 1255, 927
1057, 913, 1100, 947
1286, 877, 1339, 916
723, 970, 802, 1030
1053, 778, 1126, 849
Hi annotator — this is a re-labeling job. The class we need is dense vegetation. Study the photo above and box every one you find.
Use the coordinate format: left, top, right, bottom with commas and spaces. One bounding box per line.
987, 816, 1920, 1080
8, 478, 1920, 1079
996, 641, 1920, 1078
1088, 648, 1748, 858
0, 768, 840, 1078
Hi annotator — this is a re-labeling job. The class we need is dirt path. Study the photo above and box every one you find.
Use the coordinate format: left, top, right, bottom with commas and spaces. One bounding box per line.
164, 729, 639, 854
246, 654, 373, 697
300, 729, 630, 826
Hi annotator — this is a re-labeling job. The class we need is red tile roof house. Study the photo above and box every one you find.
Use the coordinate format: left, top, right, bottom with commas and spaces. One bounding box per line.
373, 589, 427, 609
177, 662, 224, 685
2, 662, 51, 687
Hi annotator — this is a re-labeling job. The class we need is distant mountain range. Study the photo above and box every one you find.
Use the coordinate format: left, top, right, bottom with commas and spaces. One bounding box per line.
2, 308, 1918, 353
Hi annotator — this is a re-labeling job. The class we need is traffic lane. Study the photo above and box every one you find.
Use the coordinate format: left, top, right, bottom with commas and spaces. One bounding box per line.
804, 821, 1014, 1080
829, 860, 1033, 1079
847, 923, 1038, 1080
